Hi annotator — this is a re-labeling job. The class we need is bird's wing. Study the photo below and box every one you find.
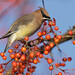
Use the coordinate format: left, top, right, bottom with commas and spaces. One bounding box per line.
9, 13, 34, 32
0, 13, 34, 39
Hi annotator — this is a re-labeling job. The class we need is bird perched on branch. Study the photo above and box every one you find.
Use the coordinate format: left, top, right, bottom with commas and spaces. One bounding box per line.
0, 7, 52, 53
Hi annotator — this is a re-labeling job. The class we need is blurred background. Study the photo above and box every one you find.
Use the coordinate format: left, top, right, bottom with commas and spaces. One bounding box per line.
0, 0, 75, 75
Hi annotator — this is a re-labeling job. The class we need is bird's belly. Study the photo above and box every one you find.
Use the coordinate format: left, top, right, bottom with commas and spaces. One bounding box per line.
16, 23, 41, 40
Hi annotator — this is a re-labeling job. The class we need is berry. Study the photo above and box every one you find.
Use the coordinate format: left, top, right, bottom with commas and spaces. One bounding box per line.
21, 47, 27, 52
54, 26, 59, 30
2, 56, 7, 60
49, 42, 54, 48
60, 63, 65, 67
58, 72, 62, 75
33, 59, 38, 64
68, 57, 72, 62
0, 52, 4, 57
42, 31, 46, 35
29, 52, 35, 58
45, 35, 51, 40
43, 21, 47, 25
15, 44, 19, 49
10, 54, 15, 59
20, 55, 26, 61
54, 39, 59, 43
73, 40, 75, 45
57, 35, 62, 40
36, 52, 40, 57
24, 36, 29, 41
44, 50, 49, 55
45, 46, 50, 51
39, 54, 43, 58
62, 57, 67, 62
49, 66, 53, 70
37, 32, 42, 37
55, 63, 59, 67
8, 49, 13, 53
47, 58, 53, 64
12, 61, 17, 67
15, 53, 21, 58
68, 31, 73, 35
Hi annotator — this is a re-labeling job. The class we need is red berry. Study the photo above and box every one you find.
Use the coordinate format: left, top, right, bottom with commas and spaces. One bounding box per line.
29, 52, 35, 58
20, 55, 26, 61
33, 59, 38, 64
8, 49, 13, 53
43, 21, 47, 25
0, 52, 5, 57
2, 56, 7, 60
45, 46, 50, 51
15, 44, 19, 49
54, 39, 59, 43
39, 54, 43, 58
10, 54, 15, 59
44, 50, 49, 55
49, 66, 53, 70
37, 32, 42, 37
49, 42, 54, 48
12, 61, 17, 67
55, 63, 59, 67
47, 58, 53, 64
36, 52, 40, 57
54, 26, 59, 30
46, 35, 51, 40
68, 57, 72, 62
21, 47, 27, 52
68, 31, 73, 35
15, 53, 21, 58
62, 57, 67, 62
42, 31, 46, 35
73, 40, 75, 45
57, 35, 62, 40
58, 72, 62, 75
24, 36, 29, 41
60, 63, 65, 67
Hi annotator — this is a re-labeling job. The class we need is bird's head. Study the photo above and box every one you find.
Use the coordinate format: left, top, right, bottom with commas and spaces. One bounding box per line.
39, 7, 52, 21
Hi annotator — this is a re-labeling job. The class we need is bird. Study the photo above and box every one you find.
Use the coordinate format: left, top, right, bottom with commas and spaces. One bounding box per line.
0, 7, 52, 53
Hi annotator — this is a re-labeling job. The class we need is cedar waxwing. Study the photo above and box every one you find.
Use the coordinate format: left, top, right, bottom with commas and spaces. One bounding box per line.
0, 7, 52, 53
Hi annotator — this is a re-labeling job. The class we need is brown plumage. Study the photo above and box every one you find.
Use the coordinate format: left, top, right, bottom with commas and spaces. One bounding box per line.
0, 7, 52, 53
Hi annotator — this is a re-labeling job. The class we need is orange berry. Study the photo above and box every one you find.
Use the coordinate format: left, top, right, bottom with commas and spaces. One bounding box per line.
68, 57, 72, 62
62, 57, 67, 62
47, 58, 53, 64
37, 32, 42, 37
36, 52, 40, 57
68, 31, 73, 35
21, 47, 27, 52
49, 66, 53, 70
49, 42, 54, 48
55, 63, 59, 67
15, 53, 21, 58
33, 59, 38, 64
8, 49, 13, 53
54, 26, 59, 30
42, 31, 46, 35
73, 40, 75, 45
15, 44, 19, 49
58, 72, 62, 75
45, 35, 50, 40
0, 52, 4, 57
54, 39, 59, 43
0, 73, 3, 75
57, 35, 62, 40
10, 54, 15, 59
24, 36, 29, 41
39, 54, 43, 58
45, 46, 50, 51
29, 52, 35, 58
44, 50, 49, 55
2, 56, 7, 60
20, 55, 26, 61
12, 61, 17, 67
